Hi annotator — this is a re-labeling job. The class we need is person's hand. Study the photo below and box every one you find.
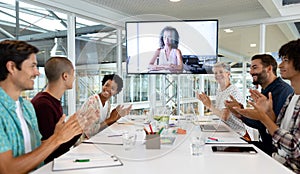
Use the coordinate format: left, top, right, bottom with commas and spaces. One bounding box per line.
224, 95, 243, 118
221, 108, 231, 121
53, 114, 82, 145
109, 105, 122, 123
196, 92, 212, 109
249, 90, 273, 114
117, 104, 132, 117
149, 65, 168, 71
76, 105, 100, 131
232, 101, 268, 121
107, 105, 132, 125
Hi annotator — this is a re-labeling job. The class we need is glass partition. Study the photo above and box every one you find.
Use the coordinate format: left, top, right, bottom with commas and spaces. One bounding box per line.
1, 0, 299, 117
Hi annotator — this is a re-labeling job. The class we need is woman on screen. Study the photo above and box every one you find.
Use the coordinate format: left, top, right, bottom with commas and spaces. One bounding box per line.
148, 26, 183, 72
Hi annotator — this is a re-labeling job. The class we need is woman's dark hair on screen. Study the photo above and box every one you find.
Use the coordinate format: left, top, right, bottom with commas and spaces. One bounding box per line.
159, 26, 179, 49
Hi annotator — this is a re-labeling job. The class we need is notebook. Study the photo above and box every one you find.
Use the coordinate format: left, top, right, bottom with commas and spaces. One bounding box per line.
52, 153, 123, 171
200, 124, 230, 132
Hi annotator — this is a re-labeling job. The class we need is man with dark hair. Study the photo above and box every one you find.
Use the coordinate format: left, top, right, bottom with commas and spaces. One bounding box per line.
78, 74, 132, 138
226, 54, 293, 156
233, 39, 300, 173
31, 57, 81, 164
0, 40, 82, 173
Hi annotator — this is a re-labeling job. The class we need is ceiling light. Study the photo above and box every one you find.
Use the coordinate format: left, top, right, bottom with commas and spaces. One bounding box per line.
250, 43, 256, 47
224, 29, 233, 33
169, 0, 181, 2
50, 38, 67, 57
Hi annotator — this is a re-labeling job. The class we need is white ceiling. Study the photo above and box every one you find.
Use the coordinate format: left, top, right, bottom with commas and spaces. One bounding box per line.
84, 0, 269, 24
20, 0, 300, 61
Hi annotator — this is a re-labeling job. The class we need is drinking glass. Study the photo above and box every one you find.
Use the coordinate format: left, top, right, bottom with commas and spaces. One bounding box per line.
190, 136, 205, 156
122, 131, 137, 151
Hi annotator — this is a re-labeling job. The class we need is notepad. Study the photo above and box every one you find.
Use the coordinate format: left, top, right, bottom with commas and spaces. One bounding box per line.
52, 153, 123, 171
160, 137, 176, 145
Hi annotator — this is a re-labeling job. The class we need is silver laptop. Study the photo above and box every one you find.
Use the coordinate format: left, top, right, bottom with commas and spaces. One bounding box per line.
200, 124, 230, 132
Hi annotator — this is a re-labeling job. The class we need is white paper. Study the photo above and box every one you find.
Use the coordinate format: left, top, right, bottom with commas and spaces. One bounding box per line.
52, 153, 122, 171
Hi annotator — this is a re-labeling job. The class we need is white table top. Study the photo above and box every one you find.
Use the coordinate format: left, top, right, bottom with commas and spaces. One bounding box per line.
31, 116, 295, 174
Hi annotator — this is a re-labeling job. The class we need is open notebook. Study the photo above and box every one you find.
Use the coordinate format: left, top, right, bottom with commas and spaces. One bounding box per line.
52, 153, 123, 171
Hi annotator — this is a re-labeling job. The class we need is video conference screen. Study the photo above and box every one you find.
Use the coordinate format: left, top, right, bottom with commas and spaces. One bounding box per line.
126, 20, 218, 74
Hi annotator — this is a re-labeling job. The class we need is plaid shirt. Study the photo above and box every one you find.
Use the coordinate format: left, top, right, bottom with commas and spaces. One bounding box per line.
0, 87, 41, 157
273, 93, 300, 172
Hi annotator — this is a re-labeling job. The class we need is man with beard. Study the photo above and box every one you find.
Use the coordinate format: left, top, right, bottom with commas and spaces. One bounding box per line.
232, 39, 300, 173
225, 54, 293, 156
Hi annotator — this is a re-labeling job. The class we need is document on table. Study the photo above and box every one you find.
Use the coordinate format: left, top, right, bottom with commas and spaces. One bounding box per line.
52, 152, 123, 171
83, 133, 123, 145
205, 136, 247, 144
83, 125, 131, 145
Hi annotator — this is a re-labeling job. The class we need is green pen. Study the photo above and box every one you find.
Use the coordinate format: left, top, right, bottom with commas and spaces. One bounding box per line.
74, 159, 90, 162
158, 127, 164, 135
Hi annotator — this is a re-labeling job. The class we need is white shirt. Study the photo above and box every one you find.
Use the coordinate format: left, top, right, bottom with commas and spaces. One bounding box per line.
16, 101, 32, 153
99, 98, 109, 123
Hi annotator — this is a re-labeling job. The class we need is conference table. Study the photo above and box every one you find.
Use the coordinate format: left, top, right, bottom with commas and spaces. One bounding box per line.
31, 115, 295, 174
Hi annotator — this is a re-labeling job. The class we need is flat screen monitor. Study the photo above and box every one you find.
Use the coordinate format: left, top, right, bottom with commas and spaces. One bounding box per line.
126, 20, 218, 74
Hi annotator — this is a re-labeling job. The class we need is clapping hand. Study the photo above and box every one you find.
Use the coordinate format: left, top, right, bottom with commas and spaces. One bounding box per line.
109, 104, 133, 125
116, 104, 133, 117
196, 92, 212, 109
53, 114, 82, 144
224, 95, 243, 118
249, 89, 273, 114
232, 100, 268, 121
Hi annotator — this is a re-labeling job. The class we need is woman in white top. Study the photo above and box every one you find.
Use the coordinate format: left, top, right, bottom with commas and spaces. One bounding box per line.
149, 26, 183, 72
79, 74, 132, 138
196, 62, 250, 140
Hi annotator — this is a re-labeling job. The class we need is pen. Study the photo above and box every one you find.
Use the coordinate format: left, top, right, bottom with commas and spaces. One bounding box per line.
143, 127, 149, 135
74, 159, 90, 162
208, 137, 218, 141
158, 127, 164, 135
149, 124, 154, 134
107, 134, 122, 137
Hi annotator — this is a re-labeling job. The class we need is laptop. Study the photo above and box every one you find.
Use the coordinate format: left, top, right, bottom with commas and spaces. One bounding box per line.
200, 124, 230, 132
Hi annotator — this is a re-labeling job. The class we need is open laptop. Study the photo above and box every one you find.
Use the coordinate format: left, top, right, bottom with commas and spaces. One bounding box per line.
200, 124, 230, 132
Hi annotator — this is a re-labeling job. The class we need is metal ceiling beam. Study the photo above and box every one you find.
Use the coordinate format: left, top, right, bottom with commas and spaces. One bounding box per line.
0, 27, 15, 39
0, 9, 50, 32
18, 24, 116, 41
47, 10, 67, 28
